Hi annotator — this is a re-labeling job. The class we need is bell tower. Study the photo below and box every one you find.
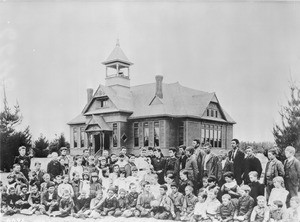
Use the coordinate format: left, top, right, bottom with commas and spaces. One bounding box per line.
102, 40, 133, 92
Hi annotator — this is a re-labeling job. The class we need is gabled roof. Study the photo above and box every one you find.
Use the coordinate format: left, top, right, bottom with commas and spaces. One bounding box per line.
85, 115, 111, 131
67, 114, 86, 125
102, 41, 133, 65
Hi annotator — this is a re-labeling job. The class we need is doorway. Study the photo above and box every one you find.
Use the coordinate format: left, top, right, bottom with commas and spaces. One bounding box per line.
104, 132, 110, 150
94, 134, 100, 154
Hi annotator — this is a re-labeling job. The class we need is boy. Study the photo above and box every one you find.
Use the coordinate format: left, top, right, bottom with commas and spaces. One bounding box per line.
125, 166, 141, 192
178, 170, 194, 194
40, 173, 51, 193
249, 171, 264, 205
216, 194, 235, 222
71, 171, 81, 199
54, 175, 63, 189
15, 184, 30, 210
6, 174, 17, 194
73, 190, 90, 218
12, 164, 28, 185
32, 161, 45, 183
50, 189, 74, 217
233, 185, 255, 222
250, 196, 269, 222
58, 175, 74, 198
87, 190, 104, 219
42, 182, 59, 215
283, 196, 300, 222
269, 200, 284, 222
152, 184, 173, 220
206, 188, 221, 220
169, 182, 184, 220
191, 189, 208, 222
122, 183, 139, 217
114, 188, 128, 217
27, 183, 45, 215
101, 187, 118, 216
135, 181, 155, 217
180, 185, 198, 221
4, 187, 20, 215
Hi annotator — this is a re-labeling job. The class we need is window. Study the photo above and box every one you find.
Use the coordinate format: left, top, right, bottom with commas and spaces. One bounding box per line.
143, 122, 149, 146
210, 109, 214, 117
73, 128, 78, 148
214, 128, 218, 147
207, 109, 210, 116
205, 126, 210, 143
215, 110, 218, 118
201, 128, 205, 145
218, 127, 222, 147
80, 127, 85, 148
154, 121, 160, 147
178, 121, 184, 145
112, 123, 118, 147
99, 99, 108, 108
134, 123, 139, 147
210, 127, 214, 147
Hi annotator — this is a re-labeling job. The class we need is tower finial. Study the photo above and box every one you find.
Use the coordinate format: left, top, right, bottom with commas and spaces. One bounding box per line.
116, 38, 120, 47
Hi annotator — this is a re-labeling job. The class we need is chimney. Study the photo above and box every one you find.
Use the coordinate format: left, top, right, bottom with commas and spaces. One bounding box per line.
87, 88, 93, 103
155, 75, 163, 99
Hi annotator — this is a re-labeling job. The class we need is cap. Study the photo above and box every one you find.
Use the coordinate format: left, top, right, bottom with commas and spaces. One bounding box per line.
170, 182, 178, 188
60, 147, 67, 151
47, 182, 55, 188
7, 174, 15, 179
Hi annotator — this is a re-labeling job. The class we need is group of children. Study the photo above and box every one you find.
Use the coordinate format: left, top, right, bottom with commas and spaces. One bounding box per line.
1, 154, 300, 222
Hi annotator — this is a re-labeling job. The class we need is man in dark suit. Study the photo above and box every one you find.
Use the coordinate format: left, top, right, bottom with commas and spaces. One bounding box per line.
47, 152, 63, 180
192, 139, 205, 189
228, 139, 245, 185
14, 146, 31, 180
284, 146, 300, 206
216, 151, 234, 186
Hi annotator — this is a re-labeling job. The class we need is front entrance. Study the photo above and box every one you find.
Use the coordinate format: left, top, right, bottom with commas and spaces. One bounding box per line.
93, 132, 111, 155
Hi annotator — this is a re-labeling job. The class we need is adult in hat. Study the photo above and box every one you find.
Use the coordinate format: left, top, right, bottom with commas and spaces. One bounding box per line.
58, 147, 71, 174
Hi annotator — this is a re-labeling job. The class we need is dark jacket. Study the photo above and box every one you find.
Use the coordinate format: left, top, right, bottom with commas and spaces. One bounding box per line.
264, 158, 284, 185
216, 158, 234, 185
284, 157, 300, 187
228, 149, 245, 185
201, 153, 218, 178
243, 156, 262, 185
47, 159, 63, 180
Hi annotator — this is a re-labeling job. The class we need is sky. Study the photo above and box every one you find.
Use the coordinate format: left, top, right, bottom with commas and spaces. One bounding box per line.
1, 1, 300, 143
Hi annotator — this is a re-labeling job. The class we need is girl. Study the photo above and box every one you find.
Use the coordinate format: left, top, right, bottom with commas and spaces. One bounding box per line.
69, 156, 84, 180
80, 173, 90, 198
268, 176, 289, 209
114, 170, 127, 193
101, 168, 112, 196
220, 172, 239, 201
90, 172, 102, 199
109, 164, 120, 188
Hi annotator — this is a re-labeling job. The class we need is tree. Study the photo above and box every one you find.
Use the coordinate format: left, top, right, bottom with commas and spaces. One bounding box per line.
48, 133, 70, 154
0, 87, 32, 171
273, 82, 300, 152
33, 134, 49, 157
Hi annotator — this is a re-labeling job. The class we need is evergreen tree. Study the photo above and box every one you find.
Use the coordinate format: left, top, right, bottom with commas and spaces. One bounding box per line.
273, 82, 300, 152
48, 133, 70, 154
33, 134, 49, 157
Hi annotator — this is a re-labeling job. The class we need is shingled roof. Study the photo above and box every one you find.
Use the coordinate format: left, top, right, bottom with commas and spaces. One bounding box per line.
102, 41, 133, 65
69, 81, 235, 124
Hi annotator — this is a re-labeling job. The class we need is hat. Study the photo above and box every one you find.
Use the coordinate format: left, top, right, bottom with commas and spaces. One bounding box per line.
60, 147, 67, 151
119, 188, 126, 194
91, 172, 98, 177
239, 185, 251, 192
170, 182, 178, 188
47, 182, 55, 188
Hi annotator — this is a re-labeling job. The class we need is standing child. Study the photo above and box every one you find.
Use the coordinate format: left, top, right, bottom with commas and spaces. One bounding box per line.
216, 194, 235, 222
268, 176, 289, 209
114, 188, 128, 217
169, 182, 184, 220
122, 183, 139, 217
249, 171, 265, 205
90, 172, 102, 199
250, 196, 270, 222
191, 190, 208, 222
233, 185, 255, 222
180, 185, 198, 221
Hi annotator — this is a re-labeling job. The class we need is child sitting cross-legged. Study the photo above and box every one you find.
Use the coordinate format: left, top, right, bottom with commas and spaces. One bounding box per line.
204, 188, 221, 222
233, 185, 255, 222
25, 183, 45, 215
190, 189, 208, 222
216, 194, 236, 222
269, 200, 284, 222
180, 185, 198, 221
114, 188, 128, 217
101, 187, 118, 216
4, 187, 20, 216
283, 196, 300, 222
250, 196, 270, 222
50, 189, 74, 217
86, 190, 104, 219
122, 183, 139, 218
42, 182, 59, 215
169, 182, 184, 221
73, 190, 90, 218
151, 184, 173, 220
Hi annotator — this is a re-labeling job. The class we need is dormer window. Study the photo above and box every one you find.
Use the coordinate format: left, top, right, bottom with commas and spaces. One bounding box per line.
100, 100, 108, 108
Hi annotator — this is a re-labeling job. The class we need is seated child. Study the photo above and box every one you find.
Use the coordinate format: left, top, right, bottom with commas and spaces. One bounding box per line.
86, 190, 104, 219
125, 167, 141, 192
90, 172, 102, 199
151, 184, 173, 220
0, 185, 8, 215
169, 182, 184, 220
122, 183, 139, 217
205, 188, 221, 221
269, 200, 284, 222
150, 174, 161, 199
71, 171, 81, 199
80, 172, 91, 197
15, 184, 30, 210
4, 187, 20, 216
178, 170, 194, 194
101, 187, 118, 216
114, 170, 127, 194
250, 196, 269, 222
114, 188, 128, 217
28, 171, 40, 191
6, 174, 17, 194
164, 173, 175, 196
191, 189, 208, 222
54, 175, 63, 190
248, 171, 264, 205
26, 184, 45, 215
40, 173, 51, 193
216, 194, 235, 222
135, 181, 155, 217
57, 175, 74, 198
42, 182, 59, 215
220, 172, 239, 201
283, 196, 300, 222
73, 190, 90, 218
50, 189, 74, 217
233, 185, 255, 222
180, 185, 198, 221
